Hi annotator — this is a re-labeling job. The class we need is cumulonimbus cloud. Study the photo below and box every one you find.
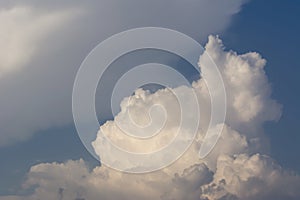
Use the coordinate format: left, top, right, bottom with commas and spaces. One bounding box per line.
2, 36, 298, 200
0, 0, 247, 147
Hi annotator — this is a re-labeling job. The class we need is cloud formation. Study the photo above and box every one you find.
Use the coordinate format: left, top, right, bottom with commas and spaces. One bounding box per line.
0, 5, 80, 146
200, 154, 300, 200
0, 0, 247, 147
1, 36, 298, 200
0, 6, 76, 77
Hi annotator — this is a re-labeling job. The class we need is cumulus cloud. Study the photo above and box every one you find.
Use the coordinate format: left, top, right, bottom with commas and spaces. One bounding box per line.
200, 154, 300, 200
202, 36, 281, 128
13, 160, 212, 200
1, 35, 298, 200
0, 0, 247, 147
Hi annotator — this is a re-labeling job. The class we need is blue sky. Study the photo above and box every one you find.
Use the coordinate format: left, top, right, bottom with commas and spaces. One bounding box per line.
0, 0, 300, 199
222, 0, 300, 171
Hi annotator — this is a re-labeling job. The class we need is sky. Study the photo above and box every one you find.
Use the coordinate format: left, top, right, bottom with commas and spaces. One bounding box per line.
0, 0, 300, 200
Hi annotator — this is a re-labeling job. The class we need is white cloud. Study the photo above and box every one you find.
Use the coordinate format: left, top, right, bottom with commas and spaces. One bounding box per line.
2, 35, 298, 200
0, 0, 247, 147
0, 6, 77, 77
14, 159, 212, 200
92, 35, 281, 172
198, 36, 281, 129
200, 154, 300, 200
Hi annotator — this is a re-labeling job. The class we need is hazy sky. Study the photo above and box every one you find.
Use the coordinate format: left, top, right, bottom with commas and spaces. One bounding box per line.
0, 0, 300, 200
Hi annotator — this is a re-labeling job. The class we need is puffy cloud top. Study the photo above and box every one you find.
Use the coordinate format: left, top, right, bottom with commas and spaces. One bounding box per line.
0, 0, 247, 147
1, 36, 297, 200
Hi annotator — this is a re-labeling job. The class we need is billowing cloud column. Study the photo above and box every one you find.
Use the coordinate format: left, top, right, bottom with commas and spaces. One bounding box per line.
2, 36, 299, 200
